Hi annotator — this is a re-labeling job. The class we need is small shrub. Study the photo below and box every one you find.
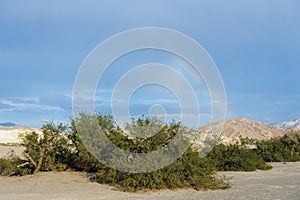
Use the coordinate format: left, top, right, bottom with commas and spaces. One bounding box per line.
256, 132, 300, 162
0, 158, 14, 176
207, 143, 272, 171
19, 122, 75, 173
0, 151, 31, 176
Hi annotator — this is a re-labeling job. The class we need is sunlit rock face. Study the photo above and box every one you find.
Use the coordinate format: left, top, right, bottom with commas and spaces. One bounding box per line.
193, 118, 286, 151
0, 125, 40, 144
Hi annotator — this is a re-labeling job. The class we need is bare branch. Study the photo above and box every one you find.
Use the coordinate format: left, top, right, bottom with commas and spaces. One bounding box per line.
23, 153, 37, 168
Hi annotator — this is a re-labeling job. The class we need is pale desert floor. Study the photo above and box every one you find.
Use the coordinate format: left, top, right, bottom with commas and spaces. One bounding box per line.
0, 162, 299, 200
0, 146, 24, 158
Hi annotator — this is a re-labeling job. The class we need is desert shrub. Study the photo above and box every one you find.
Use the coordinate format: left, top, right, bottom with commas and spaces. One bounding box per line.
70, 114, 189, 172
19, 122, 74, 173
92, 148, 229, 191
207, 143, 272, 171
207, 131, 300, 172
73, 114, 229, 191
64, 121, 104, 173
0, 158, 14, 176
0, 151, 29, 176
256, 131, 300, 162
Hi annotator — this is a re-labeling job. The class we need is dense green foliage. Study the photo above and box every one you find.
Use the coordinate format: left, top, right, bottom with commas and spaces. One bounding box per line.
207, 132, 300, 172
255, 132, 300, 162
71, 114, 228, 191
0, 158, 14, 176
92, 148, 229, 191
18, 122, 74, 173
0, 152, 27, 176
207, 143, 272, 171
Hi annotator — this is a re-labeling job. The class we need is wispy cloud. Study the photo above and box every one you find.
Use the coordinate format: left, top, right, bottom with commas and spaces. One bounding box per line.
0, 98, 64, 112
12, 97, 40, 103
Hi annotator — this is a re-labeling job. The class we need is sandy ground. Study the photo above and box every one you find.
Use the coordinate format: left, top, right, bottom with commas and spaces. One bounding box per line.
0, 162, 299, 200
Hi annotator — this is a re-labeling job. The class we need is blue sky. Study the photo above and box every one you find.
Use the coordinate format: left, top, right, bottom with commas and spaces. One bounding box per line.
0, 0, 300, 127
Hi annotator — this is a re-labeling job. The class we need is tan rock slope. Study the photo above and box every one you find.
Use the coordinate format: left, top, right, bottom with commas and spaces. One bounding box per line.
197, 118, 287, 144
0, 125, 40, 144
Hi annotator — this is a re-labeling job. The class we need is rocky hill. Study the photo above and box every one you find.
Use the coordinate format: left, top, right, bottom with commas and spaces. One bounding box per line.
194, 118, 286, 147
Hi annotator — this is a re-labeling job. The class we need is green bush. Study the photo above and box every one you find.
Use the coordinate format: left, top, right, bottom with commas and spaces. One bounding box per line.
18, 122, 74, 173
92, 148, 229, 191
256, 132, 300, 162
73, 114, 229, 191
207, 131, 300, 172
207, 143, 272, 171
0, 158, 14, 176
0, 151, 28, 176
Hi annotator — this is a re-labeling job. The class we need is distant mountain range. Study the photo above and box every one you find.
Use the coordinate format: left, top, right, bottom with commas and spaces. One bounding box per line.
0, 122, 16, 127
272, 118, 300, 130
